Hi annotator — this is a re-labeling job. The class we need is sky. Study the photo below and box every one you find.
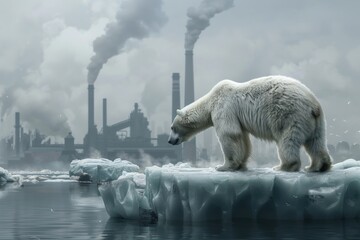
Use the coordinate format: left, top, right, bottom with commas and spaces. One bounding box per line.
0, 0, 359, 148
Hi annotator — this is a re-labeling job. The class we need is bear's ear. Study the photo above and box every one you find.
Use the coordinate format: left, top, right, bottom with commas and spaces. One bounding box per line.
176, 109, 185, 117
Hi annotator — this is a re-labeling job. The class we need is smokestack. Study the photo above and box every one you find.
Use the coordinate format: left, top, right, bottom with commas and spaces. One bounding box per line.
102, 98, 107, 157
172, 73, 180, 121
15, 112, 20, 156
103, 98, 107, 131
183, 50, 197, 164
184, 51, 194, 106
88, 84, 95, 149
20, 127, 24, 155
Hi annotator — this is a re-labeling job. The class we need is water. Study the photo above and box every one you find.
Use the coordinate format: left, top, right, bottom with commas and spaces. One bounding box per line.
1, 182, 360, 239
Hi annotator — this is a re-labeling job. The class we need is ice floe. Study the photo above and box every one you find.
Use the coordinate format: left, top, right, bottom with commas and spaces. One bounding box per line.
99, 159, 360, 222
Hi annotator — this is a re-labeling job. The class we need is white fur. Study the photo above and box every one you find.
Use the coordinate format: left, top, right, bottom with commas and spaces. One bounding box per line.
176, 109, 185, 117
169, 75, 332, 172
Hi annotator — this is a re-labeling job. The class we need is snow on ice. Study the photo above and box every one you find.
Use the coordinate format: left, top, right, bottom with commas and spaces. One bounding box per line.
70, 158, 140, 182
99, 159, 360, 222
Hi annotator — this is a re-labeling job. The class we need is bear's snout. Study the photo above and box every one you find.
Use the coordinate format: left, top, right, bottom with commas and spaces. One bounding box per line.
168, 132, 180, 145
168, 137, 180, 145
168, 138, 179, 145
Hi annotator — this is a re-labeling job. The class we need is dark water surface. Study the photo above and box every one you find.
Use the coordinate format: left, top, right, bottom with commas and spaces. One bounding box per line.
1, 182, 360, 239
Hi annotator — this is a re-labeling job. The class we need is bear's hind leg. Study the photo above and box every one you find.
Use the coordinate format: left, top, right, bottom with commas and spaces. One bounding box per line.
216, 132, 251, 172
274, 137, 301, 172
304, 138, 332, 172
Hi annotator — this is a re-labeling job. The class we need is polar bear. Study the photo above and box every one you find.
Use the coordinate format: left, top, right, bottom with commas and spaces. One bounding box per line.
168, 75, 332, 172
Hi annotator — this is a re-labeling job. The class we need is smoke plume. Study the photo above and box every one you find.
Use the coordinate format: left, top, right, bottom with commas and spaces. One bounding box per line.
185, 0, 234, 50
0, 87, 16, 120
87, 0, 167, 84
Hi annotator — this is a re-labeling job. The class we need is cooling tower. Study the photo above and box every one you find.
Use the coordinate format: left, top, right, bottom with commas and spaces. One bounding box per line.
172, 73, 181, 121
183, 50, 197, 164
15, 112, 20, 156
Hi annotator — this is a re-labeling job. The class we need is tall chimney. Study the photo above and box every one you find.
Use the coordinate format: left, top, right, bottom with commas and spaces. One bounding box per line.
88, 84, 95, 150
20, 126, 24, 155
184, 50, 194, 106
172, 73, 180, 121
183, 50, 196, 164
15, 112, 20, 156
102, 98, 107, 157
103, 98, 107, 131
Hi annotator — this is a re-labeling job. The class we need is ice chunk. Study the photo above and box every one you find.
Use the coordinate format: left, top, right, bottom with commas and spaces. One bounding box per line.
11, 170, 69, 183
0, 166, 22, 184
69, 158, 140, 182
44, 179, 77, 183
99, 159, 360, 222
332, 159, 360, 170
99, 173, 155, 221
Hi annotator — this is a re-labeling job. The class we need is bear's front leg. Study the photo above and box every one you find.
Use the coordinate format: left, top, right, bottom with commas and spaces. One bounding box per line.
216, 132, 250, 171
215, 163, 247, 171
215, 164, 238, 171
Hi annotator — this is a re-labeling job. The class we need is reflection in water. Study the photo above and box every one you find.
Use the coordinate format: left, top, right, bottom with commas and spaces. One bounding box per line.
0, 182, 22, 199
99, 218, 360, 240
1, 182, 360, 239
69, 183, 105, 209
0, 182, 108, 239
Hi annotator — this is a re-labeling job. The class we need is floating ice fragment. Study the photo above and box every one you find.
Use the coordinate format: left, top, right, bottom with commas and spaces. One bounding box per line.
99, 173, 154, 220
44, 179, 77, 183
0, 167, 22, 184
69, 158, 140, 182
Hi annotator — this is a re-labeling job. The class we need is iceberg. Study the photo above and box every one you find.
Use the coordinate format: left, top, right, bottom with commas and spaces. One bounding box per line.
99, 159, 360, 222
69, 158, 140, 182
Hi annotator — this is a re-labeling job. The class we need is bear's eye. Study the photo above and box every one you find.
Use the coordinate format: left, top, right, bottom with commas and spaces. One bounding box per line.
171, 126, 174, 130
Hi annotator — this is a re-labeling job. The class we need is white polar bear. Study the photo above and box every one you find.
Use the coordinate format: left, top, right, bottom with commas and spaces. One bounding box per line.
168, 75, 332, 172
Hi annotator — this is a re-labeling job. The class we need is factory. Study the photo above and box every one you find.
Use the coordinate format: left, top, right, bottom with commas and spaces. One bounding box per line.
0, 71, 189, 170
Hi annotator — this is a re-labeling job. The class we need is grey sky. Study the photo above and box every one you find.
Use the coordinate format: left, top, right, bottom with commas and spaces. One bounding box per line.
0, 0, 359, 147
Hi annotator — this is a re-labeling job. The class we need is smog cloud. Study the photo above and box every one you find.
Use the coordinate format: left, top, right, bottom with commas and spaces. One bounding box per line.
0, 87, 16, 121
185, 0, 234, 50
87, 0, 167, 84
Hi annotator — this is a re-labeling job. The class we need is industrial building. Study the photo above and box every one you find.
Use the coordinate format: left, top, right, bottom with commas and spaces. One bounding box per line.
0, 73, 184, 170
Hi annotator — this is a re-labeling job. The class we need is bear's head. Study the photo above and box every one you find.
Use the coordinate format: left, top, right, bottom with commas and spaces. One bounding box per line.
168, 109, 198, 145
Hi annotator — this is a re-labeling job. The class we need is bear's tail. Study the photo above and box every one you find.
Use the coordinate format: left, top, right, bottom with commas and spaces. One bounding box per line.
311, 106, 321, 118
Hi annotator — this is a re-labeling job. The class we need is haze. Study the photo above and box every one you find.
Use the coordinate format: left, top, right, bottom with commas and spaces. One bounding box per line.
0, 0, 359, 148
